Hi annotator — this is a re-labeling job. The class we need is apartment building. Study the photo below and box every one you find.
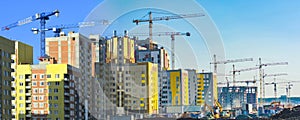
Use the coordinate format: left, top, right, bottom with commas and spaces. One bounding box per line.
196, 72, 218, 107
14, 60, 79, 120
161, 69, 189, 106
0, 36, 15, 120
97, 34, 159, 117
45, 32, 93, 119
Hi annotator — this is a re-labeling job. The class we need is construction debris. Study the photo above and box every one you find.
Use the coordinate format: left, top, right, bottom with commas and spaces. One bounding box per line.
271, 105, 300, 119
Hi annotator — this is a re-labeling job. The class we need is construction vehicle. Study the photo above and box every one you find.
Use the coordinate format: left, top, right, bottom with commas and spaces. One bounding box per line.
1, 10, 59, 60
202, 99, 230, 119
129, 31, 190, 70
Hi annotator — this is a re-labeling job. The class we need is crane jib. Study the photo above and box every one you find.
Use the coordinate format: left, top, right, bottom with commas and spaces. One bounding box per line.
17, 16, 34, 26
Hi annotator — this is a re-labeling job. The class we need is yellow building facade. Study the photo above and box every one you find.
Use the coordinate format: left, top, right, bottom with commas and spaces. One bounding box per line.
14, 63, 78, 120
196, 72, 218, 107
168, 69, 189, 106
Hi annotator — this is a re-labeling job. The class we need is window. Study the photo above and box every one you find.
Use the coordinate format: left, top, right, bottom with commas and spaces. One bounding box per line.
34, 110, 38, 114
19, 89, 24, 93
39, 96, 44, 100
19, 103, 24, 107
54, 104, 58, 108
39, 88, 44, 93
55, 82, 59, 86
32, 81, 37, 86
55, 74, 60, 78
47, 82, 51, 86
54, 96, 58, 100
48, 89, 52, 93
47, 74, 51, 78
40, 81, 44, 86
48, 96, 52, 100
39, 103, 44, 108
19, 82, 24, 86
40, 74, 44, 79
33, 74, 37, 79
19, 96, 23, 100
54, 89, 58, 93
33, 88, 38, 93
54, 110, 58, 115
19, 75, 24, 79
33, 103, 38, 108
33, 96, 38, 100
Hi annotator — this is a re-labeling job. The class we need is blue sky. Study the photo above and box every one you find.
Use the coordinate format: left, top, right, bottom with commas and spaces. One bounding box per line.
1, 0, 299, 97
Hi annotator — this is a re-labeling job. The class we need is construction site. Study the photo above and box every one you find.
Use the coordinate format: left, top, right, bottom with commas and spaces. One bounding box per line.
1, 1, 300, 120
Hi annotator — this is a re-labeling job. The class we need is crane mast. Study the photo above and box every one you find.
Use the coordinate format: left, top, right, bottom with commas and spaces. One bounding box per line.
257, 58, 288, 108
1, 10, 60, 60
130, 31, 190, 70
264, 73, 288, 99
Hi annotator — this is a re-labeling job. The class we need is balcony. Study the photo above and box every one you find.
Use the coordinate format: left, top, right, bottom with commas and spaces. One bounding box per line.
25, 100, 31, 103
26, 104, 31, 108
25, 79, 31, 82
65, 107, 70, 111
64, 85, 70, 89
25, 86, 31, 89
11, 91, 16, 96
25, 114, 31, 117
64, 99, 70, 103
65, 114, 70, 118
25, 92, 31, 96
64, 92, 70, 96
11, 83, 16, 88
26, 106, 31, 110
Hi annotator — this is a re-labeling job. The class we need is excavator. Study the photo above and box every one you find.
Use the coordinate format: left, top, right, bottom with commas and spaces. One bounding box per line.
203, 99, 230, 119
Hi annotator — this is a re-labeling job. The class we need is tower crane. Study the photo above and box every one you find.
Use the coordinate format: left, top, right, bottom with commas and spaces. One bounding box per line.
210, 54, 253, 73
130, 31, 191, 70
1, 10, 60, 60
230, 65, 259, 86
285, 82, 299, 104
263, 73, 288, 99
264, 80, 299, 102
133, 11, 204, 48
257, 58, 288, 107
30, 20, 109, 37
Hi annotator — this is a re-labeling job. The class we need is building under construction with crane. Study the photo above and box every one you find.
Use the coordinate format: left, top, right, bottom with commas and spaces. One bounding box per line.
1, 7, 299, 119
